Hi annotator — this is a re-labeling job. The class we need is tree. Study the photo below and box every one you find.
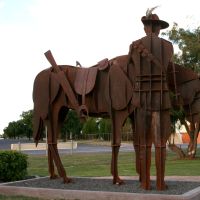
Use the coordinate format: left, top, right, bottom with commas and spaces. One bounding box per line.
20, 110, 33, 140
61, 110, 83, 141
3, 121, 25, 139
162, 23, 200, 72
97, 118, 112, 140
121, 118, 133, 141
3, 110, 33, 139
82, 117, 98, 135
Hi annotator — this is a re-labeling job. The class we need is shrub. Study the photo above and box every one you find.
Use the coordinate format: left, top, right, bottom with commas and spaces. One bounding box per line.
0, 150, 28, 182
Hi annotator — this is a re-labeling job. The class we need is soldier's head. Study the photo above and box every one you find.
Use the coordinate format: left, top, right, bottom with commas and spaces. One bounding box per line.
141, 14, 169, 36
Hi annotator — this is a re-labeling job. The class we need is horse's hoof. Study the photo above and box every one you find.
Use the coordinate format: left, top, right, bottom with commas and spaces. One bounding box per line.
188, 150, 196, 159
188, 155, 195, 159
157, 184, 168, 191
141, 183, 151, 190
113, 177, 125, 185
50, 174, 58, 179
63, 177, 72, 184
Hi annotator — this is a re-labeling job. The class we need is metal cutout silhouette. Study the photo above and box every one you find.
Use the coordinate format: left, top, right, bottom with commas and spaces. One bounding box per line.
127, 13, 174, 190
32, 12, 186, 190
168, 63, 200, 158
33, 52, 134, 185
33, 53, 199, 190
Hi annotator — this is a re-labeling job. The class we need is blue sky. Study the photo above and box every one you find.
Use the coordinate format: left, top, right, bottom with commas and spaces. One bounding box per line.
0, 0, 199, 134
0, 0, 33, 24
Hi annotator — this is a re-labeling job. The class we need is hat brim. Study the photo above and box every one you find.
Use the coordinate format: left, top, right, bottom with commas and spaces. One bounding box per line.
142, 19, 169, 29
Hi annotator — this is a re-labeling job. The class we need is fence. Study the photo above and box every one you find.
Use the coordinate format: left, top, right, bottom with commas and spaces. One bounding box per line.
78, 132, 133, 141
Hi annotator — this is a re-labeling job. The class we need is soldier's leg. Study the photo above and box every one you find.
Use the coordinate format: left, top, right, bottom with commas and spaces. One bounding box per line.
153, 111, 170, 190
137, 109, 152, 190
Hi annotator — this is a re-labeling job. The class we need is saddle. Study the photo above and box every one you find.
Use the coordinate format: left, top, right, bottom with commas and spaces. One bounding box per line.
74, 58, 109, 114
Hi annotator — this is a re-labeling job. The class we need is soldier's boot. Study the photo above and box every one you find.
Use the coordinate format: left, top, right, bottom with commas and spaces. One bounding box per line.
155, 146, 167, 190
140, 146, 151, 190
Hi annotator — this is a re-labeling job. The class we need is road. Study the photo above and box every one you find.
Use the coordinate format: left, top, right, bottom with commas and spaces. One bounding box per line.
0, 138, 134, 155
0, 138, 196, 155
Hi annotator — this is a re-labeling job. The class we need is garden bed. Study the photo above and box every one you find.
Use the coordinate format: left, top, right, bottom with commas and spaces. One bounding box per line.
1, 176, 200, 200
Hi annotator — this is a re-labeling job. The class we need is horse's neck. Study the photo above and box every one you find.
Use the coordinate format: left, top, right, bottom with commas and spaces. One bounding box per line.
175, 65, 198, 85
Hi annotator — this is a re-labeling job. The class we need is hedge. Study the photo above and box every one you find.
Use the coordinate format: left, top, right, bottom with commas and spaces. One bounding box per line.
0, 150, 28, 182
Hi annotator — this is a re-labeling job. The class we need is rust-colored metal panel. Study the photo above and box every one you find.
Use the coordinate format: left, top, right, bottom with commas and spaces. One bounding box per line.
105, 64, 133, 110
33, 68, 51, 120
50, 72, 61, 104
74, 67, 98, 95
33, 51, 133, 186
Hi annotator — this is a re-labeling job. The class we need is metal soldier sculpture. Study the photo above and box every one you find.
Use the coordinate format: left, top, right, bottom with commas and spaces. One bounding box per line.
128, 11, 174, 190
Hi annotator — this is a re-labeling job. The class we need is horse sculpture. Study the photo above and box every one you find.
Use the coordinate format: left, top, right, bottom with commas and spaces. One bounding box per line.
33, 51, 135, 185
167, 63, 200, 158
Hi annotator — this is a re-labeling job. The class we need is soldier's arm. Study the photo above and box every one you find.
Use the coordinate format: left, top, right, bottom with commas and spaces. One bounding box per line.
127, 43, 133, 63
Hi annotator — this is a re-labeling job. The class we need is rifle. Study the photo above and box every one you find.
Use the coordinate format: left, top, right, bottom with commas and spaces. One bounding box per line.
44, 50, 81, 117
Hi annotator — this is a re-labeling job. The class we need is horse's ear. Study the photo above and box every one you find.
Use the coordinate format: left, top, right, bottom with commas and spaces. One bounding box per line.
105, 64, 132, 110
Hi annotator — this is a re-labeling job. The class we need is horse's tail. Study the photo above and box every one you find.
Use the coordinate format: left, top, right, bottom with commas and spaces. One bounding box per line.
33, 64, 62, 145
33, 110, 44, 146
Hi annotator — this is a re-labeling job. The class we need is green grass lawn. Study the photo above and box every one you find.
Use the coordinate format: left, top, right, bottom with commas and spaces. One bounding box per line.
1, 149, 200, 200
27, 149, 200, 177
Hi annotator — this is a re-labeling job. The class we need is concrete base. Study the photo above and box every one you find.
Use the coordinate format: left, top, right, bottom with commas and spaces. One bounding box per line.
0, 177, 200, 200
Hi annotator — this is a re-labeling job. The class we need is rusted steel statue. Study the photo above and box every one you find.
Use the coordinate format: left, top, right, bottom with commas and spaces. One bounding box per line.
168, 63, 200, 158
33, 52, 134, 184
33, 10, 181, 191
127, 11, 175, 190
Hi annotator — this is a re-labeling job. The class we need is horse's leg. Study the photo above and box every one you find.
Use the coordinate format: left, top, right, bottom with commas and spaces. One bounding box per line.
33, 115, 55, 176
44, 120, 57, 179
189, 122, 200, 158
53, 107, 71, 183
48, 136, 71, 183
193, 122, 200, 157
188, 122, 195, 157
48, 147, 56, 178
111, 109, 129, 185
48, 143, 71, 183
47, 101, 71, 183
130, 113, 141, 181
